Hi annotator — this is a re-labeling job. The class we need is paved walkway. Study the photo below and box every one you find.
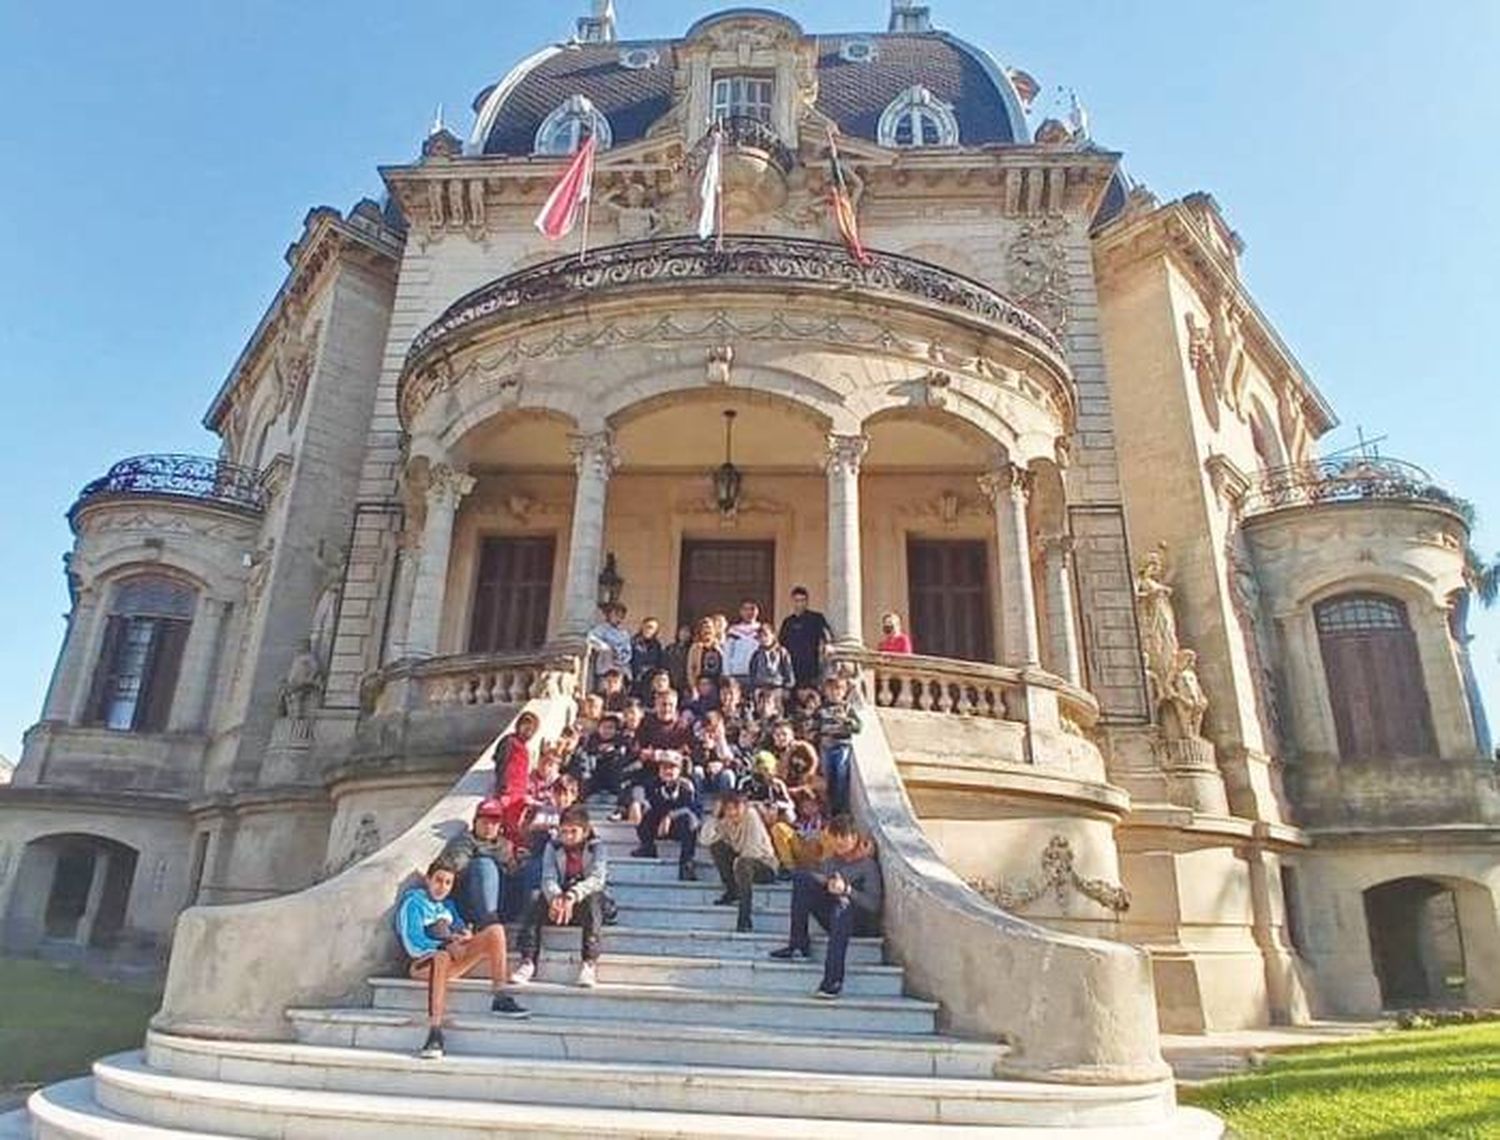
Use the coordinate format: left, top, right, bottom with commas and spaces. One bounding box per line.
1163, 1020, 1390, 1082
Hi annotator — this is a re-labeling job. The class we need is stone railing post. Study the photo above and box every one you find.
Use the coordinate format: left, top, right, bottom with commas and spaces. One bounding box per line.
1041, 535, 1084, 687
404, 463, 475, 658
825, 433, 869, 645
979, 463, 1042, 668
559, 431, 620, 638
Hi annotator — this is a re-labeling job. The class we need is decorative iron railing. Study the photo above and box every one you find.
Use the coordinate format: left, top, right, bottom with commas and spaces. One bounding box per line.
71, 454, 266, 520
704, 114, 797, 175
1242, 455, 1469, 521
405, 235, 1064, 364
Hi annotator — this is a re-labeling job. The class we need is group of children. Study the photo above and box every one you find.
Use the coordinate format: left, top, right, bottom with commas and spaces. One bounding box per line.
395, 587, 885, 1059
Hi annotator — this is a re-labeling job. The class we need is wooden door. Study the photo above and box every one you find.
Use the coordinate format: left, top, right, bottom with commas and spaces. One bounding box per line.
1316, 593, 1436, 759
469, 536, 556, 652
906, 539, 993, 662
678, 540, 775, 631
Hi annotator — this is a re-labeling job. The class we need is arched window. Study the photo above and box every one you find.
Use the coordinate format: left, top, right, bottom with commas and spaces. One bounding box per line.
878, 86, 959, 148
1315, 592, 1436, 759
534, 95, 612, 156
85, 575, 196, 733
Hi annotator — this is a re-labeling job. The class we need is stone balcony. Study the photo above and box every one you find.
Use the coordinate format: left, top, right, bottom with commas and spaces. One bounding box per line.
1240, 455, 1469, 525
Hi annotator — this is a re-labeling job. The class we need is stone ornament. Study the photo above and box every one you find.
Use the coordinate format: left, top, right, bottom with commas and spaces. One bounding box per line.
706, 344, 734, 385
425, 464, 478, 509
1134, 542, 1211, 742
1006, 216, 1072, 336
969, 835, 1131, 914
568, 431, 622, 479
978, 463, 1035, 505
825, 433, 869, 477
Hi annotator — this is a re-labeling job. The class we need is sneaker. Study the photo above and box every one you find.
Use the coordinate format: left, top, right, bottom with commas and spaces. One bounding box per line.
491, 993, 531, 1019
678, 862, 698, 882
713, 891, 738, 907
630, 845, 657, 859
418, 1027, 445, 1059
769, 945, 811, 961
776, 868, 793, 882
508, 959, 536, 986
813, 985, 841, 1001
575, 961, 598, 988
736, 917, 754, 934
608, 810, 625, 822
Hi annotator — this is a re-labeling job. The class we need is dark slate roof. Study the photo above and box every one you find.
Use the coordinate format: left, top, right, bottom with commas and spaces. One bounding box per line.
477, 32, 1018, 156
816, 34, 1016, 146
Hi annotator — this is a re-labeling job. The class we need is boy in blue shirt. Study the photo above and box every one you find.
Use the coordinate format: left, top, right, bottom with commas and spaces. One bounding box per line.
395, 857, 529, 1059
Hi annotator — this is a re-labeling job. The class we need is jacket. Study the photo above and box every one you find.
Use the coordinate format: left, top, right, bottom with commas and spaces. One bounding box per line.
817, 851, 883, 916
723, 621, 762, 677
700, 806, 778, 867
439, 826, 513, 874
747, 646, 794, 690
395, 886, 464, 959
540, 834, 609, 902
644, 775, 701, 824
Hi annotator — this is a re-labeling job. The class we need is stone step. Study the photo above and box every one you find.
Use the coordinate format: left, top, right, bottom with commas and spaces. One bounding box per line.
368, 976, 939, 1035
606, 878, 793, 909
141, 1033, 1182, 1130
24, 1077, 213, 1139
608, 899, 799, 930
501, 950, 905, 995
520, 922, 886, 963
289, 1007, 1005, 1078
70, 1050, 1230, 1140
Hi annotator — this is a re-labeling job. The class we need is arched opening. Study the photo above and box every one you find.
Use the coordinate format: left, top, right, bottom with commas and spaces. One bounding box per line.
84, 574, 197, 732
1315, 592, 1436, 759
1364, 877, 1467, 1007
4, 834, 139, 954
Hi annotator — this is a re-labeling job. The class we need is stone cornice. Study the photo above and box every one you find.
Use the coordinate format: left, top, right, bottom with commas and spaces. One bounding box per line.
203, 207, 404, 433
1093, 197, 1337, 437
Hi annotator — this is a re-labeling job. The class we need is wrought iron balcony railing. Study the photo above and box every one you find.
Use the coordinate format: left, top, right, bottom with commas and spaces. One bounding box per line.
70, 454, 267, 523
704, 114, 797, 175
1242, 455, 1470, 522
406, 235, 1064, 365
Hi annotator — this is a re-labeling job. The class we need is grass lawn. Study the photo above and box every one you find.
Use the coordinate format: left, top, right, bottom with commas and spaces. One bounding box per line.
1181, 1022, 1500, 1139
0, 957, 159, 1099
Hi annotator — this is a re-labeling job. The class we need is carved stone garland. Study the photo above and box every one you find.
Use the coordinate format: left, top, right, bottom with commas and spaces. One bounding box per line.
969, 835, 1131, 913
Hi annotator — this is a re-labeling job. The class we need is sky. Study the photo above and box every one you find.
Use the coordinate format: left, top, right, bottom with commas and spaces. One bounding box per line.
0, 0, 1496, 763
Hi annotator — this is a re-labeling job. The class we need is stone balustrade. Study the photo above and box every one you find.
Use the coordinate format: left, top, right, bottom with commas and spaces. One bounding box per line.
836, 649, 1099, 732
363, 650, 582, 716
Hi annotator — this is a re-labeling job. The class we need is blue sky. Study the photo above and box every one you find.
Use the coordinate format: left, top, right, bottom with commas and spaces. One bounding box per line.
0, 0, 1495, 763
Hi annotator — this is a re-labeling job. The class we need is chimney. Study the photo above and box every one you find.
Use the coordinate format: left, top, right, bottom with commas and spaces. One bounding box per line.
889, 1, 932, 33
577, 0, 617, 44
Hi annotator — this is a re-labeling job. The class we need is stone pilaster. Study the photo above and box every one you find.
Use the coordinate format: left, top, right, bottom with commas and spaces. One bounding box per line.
980, 464, 1042, 668
559, 431, 621, 637
825, 433, 869, 644
404, 463, 476, 657
173, 597, 232, 732
1041, 536, 1084, 686
44, 588, 99, 724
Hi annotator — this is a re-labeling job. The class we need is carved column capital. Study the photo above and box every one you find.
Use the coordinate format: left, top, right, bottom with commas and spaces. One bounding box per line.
825, 433, 869, 478
1039, 534, 1077, 563
425, 464, 477, 510
569, 431, 622, 480
978, 463, 1035, 505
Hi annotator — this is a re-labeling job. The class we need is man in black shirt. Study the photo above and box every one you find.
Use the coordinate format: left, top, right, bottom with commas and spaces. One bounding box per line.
777, 585, 834, 690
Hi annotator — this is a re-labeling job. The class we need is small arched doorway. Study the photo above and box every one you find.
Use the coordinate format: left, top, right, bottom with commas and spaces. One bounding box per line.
1364, 877, 1467, 1007
4, 834, 139, 954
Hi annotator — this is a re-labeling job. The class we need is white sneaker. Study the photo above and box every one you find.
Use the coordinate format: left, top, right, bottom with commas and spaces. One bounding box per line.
509, 959, 536, 985
575, 961, 598, 988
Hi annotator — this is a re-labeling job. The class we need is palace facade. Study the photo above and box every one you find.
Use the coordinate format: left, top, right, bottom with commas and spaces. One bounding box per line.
2, 0, 1495, 1086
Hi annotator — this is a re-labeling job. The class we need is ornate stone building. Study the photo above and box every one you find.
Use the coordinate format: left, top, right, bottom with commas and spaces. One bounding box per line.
3, 2, 1496, 1134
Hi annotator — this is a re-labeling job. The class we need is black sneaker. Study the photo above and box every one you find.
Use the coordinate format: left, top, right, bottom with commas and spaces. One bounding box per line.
630, 845, 657, 859
491, 994, 531, 1019
678, 862, 698, 882
769, 945, 811, 961
713, 891, 738, 906
813, 985, 842, 1001
418, 1027, 445, 1059
736, 917, 754, 934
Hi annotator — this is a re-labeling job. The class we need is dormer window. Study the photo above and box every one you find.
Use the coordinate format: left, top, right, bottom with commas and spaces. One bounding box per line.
712, 75, 774, 124
619, 46, 659, 70
839, 39, 878, 64
878, 85, 960, 148
534, 94, 613, 156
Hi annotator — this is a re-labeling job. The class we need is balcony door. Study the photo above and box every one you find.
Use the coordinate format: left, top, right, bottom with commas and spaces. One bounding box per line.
678, 540, 775, 631
907, 538, 993, 663
469, 536, 555, 652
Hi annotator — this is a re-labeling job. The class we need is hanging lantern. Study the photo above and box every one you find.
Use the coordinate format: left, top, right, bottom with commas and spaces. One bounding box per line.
713, 409, 743, 515
596, 551, 623, 607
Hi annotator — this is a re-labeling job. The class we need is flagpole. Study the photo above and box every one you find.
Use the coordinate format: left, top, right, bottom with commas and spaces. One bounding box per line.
714, 128, 725, 253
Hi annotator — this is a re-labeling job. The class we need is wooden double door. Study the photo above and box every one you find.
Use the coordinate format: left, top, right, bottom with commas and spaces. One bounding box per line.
906, 538, 993, 663
678, 540, 776, 630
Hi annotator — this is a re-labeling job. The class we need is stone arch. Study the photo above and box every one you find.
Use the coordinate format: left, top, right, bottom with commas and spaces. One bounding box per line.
861, 404, 1007, 470
1362, 874, 1500, 1008
599, 361, 849, 437
446, 407, 581, 470
4, 832, 140, 954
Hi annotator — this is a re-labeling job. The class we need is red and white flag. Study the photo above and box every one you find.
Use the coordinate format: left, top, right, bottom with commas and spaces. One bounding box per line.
697, 125, 723, 243
826, 128, 873, 266
533, 134, 597, 242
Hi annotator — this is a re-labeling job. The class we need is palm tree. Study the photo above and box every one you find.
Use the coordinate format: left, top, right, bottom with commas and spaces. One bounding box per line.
1466, 547, 1499, 608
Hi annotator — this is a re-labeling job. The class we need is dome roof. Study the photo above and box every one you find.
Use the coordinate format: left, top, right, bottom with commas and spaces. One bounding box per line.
471, 20, 1026, 156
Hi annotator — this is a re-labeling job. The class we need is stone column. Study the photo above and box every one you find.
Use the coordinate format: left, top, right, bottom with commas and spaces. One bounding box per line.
404, 463, 476, 658
45, 587, 100, 724
172, 598, 232, 732
825, 434, 869, 645
1041, 536, 1084, 685
559, 431, 621, 638
979, 463, 1042, 668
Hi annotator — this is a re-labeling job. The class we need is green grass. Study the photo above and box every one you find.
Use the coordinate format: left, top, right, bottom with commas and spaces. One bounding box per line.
1181, 1022, 1500, 1139
0, 957, 159, 1095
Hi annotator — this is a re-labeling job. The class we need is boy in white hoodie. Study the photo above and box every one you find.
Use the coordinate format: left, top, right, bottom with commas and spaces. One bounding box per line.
700, 790, 780, 932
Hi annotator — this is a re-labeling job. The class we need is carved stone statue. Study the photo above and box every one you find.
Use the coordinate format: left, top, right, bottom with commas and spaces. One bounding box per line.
280, 637, 324, 719
1134, 543, 1212, 741
1162, 648, 1209, 740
